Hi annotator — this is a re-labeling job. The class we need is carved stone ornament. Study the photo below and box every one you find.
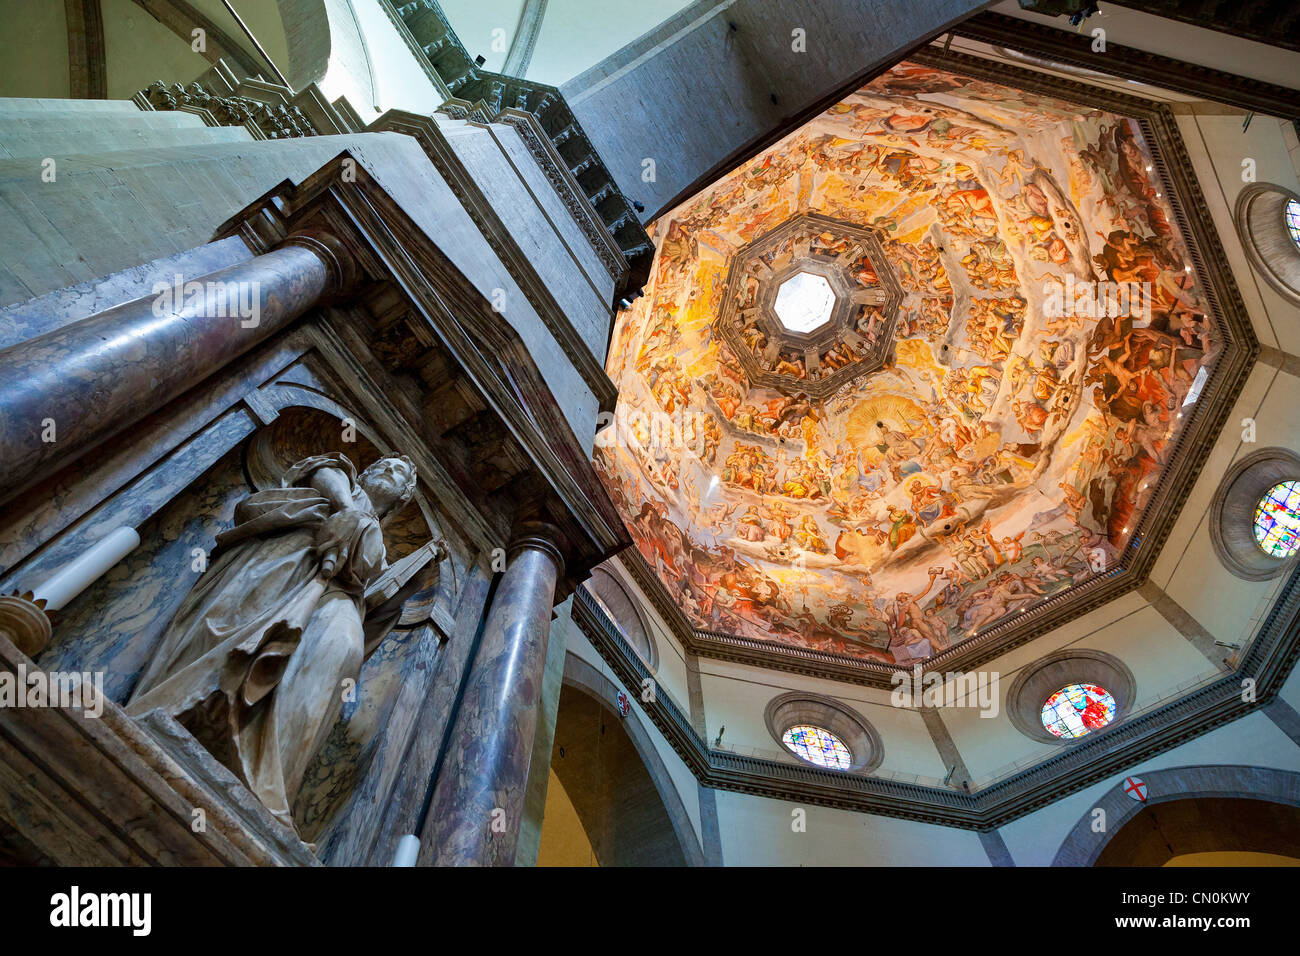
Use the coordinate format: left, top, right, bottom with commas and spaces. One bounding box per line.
126, 452, 444, 833
141, 80, 315, 139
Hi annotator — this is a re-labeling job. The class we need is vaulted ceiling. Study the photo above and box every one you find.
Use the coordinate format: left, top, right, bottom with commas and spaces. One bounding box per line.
595, 59, 1246, 670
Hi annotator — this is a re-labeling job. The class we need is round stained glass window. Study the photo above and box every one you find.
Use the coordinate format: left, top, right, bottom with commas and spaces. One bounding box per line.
1040, 683, 1117, 739
1254, 480, 1300, 558
781, 724, 852, 769
1285, 198, 1300, 250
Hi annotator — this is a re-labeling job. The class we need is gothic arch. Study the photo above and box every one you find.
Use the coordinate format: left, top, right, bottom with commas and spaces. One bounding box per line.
1052, 764, 1300, 865
549, 653, 704, 866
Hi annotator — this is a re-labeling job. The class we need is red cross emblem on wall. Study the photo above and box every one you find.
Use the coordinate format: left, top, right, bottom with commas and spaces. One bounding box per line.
1123, 776, 1147, 802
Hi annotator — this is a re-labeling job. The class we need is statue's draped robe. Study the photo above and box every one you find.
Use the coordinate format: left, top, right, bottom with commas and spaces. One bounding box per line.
128, 454, 393, 828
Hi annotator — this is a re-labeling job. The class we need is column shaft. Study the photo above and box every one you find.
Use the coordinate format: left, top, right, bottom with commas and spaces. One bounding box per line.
0, 243, 331, 503
423, 528, 563, 866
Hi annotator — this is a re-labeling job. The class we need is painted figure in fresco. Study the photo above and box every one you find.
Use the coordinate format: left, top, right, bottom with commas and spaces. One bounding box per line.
128, 453, 434, 832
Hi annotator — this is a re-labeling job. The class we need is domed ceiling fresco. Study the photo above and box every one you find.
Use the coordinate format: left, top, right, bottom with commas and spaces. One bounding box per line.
594, 59, 1227, 666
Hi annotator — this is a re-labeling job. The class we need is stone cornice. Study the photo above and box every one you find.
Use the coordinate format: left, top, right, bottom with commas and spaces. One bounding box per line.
573, 560, 1300, 829
212, 154, 630, 589
369, 110, 620, 416
492, 107, 630, 287
954, 11, 1300, 119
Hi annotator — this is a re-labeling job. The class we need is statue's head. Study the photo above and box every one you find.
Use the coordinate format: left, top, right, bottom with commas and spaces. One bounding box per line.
359, 455, 417, 517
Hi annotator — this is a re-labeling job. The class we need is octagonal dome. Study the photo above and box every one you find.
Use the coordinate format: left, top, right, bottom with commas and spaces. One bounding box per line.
774, 272, 836, 333
595, 59, 1246, 670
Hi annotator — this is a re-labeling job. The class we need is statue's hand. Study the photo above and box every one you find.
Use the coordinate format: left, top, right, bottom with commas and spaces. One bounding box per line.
315, 508, 374, 579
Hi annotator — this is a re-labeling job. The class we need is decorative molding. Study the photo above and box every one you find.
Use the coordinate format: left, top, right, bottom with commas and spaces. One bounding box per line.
134, 59, 363, 137
385, 0, 652, 292
953, 11, 1300, 120
571, 557, 1300, 829
1103, 0, 1300, 56
493, 107, 630, 286
64, 0, 106, 99
136, 80, 314, 139
208, 152, 630, 591
502, 0, 548, 78
713, 212, 904, 400
368, 111, 621, 415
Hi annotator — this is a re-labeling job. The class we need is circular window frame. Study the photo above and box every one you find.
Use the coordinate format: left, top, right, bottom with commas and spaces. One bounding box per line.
763, 692, 883, 773
1006, 650, 1136, 745
1235, 183, 1300, 306
1210, 448, 1300, 581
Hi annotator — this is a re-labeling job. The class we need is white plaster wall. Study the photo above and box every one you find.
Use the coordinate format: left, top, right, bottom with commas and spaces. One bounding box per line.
0, 0, 70, 98
697, 659, 950, 781
348, 0, 442, 117
1158, 366, 1300, 645
102, 0, 212, 99
715, 789, 990, 866
525, 0, 694, 87
436, 0, 524, 74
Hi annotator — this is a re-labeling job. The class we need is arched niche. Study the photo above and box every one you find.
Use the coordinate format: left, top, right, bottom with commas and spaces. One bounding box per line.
542, 653, 704, 866
583, 563, 658, 672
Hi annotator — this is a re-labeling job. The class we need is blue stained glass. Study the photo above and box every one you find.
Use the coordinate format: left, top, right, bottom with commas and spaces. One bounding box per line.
781, 724, 852, 769
1041, 683, 1116, 739
1285, 199, 1300, 250
1254, 480, 1300, 558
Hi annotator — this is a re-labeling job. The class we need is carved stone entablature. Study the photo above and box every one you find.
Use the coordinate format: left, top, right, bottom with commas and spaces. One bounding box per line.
134, 58, 362, 140
210, 155, 631, 597
369, 111, 620, 415
386, 0, 652, 293
138, 80, 316, 140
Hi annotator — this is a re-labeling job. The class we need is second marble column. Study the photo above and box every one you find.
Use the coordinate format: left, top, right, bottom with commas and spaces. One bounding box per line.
423, 522, 564, 866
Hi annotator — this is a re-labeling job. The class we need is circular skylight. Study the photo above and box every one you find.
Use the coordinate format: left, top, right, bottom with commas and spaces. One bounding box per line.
773, 271, 836, 333
1286, 198, 1300, 250
781, 724, 852, 769
1040, 683, 1117, 739
1254, 480, 1300, 558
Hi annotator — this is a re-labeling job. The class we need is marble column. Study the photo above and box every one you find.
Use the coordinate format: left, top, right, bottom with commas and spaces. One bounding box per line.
0, 233, 352, 504
423, 522, 565, 866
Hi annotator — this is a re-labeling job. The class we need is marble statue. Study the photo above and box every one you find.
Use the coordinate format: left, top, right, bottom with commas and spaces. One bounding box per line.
128, 452, 432, 833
